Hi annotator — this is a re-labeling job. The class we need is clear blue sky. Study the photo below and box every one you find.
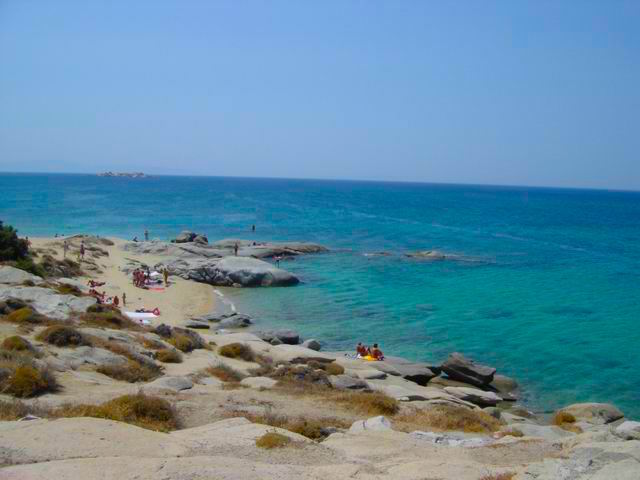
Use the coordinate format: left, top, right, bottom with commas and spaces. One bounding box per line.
1, 1, 638, 190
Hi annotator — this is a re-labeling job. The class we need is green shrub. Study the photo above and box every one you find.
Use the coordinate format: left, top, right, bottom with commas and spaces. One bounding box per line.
0, 221, 29, 261
36, 325, 87, 347
81, 309, 139, 330
54, 284, 82, 296
14, 257, 46, 278
155, 349, 183, 363
1, 336, 32, 352
6, 307, 41, 324
218, 342, 255, 362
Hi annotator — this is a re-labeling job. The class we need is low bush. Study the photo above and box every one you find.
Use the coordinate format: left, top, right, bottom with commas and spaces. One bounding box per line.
0, 361, 58, 398
167, 334, 196, 353
0, 221, 29, 261
155, 349, 183, 363
218, 342, 256, 362
552, 411, 582, 433
7, 307, 42, 324
55, 393, 178, 432
40, 255, 83, 278
81, 309, 140, 330
136, 335, 166, 350
97, 360, 160, 383
2, 336, 33, 352
36, 325, 87, 347
13, 257, 46, 278
394, 404, 501, 434
206, 363, 244, 382
255, 431, 291, 449
479, 474, 516, 480
241, 409, 349, 440
54, 283, 82, 296
325, 362, 345, 375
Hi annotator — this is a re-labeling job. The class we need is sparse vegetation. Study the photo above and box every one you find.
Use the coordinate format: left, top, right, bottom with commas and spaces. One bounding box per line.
0, 356, 58, 398
394, 405, 501, 434
325, 362, 345, 375
6, 307, 45, 325
155, 349, 183, 363
39, 255, 83, 278
2, 335, 33, 352
54, 283, 83, 296
54, 393, 178, 432
36, 325, 87, 347
552, 410, 583, 433
205, 363, 245, 382
97, 360, 160, 383
218, 342, 255, 361
0, 399, 48, 420
255, 431, 292, 449
238, 409, 349, 440
479, 473, 516, 480
81, 308, 140, 330
167, 333, 197, 353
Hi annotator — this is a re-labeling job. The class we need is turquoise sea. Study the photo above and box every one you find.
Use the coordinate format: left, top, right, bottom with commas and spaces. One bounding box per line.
1, 173, 639, 417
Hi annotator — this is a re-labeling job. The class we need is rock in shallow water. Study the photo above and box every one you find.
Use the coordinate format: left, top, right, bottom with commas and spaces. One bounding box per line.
441, 352, 496, 388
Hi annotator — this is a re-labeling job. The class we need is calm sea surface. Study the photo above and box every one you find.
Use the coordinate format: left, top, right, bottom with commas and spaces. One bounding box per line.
1, 173, 639, 416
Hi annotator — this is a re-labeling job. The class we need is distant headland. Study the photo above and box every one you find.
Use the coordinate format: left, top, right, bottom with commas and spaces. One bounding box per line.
97, 171, 149, 178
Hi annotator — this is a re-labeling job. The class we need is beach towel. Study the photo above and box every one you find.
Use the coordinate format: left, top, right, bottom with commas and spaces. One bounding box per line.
125, 311, 158, 320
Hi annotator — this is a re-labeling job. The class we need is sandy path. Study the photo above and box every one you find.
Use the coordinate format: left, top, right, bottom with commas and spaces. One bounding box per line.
31, 236, 214, 327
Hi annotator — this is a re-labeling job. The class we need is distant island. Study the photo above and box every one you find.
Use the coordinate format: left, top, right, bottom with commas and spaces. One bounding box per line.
97, 171, 149, 178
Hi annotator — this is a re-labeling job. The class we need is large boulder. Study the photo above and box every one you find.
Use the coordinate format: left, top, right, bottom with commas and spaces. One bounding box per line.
443, 386, 502, 407
57, 347, 128, 369
0, 285, 96, 320
615, 421, 640, 440
393, 364, 439, 386
172, 231, 197, 243
557, 403, 624, 425
349, 416, 392, 433
218, 314, 253, 329
0, 266, 44, 285
142, 376, 193, 393
441, 352, 496, 388
301, 339, 321, 351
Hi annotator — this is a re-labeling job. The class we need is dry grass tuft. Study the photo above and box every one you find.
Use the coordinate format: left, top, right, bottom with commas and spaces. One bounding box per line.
155, 349, 183, 363
81, 307, 141, 330
0, 399, 49, 420
479, 473, 516, 480
0, 358, 58, 398
255, 431, 292, 449
167, 333, 197, 353
238, 409, 349, 440
2, 336, 33, 352
6, 307, 51, 325
206, 363, 245, 382
552, 411, 583, 433
54, 393, 178, 432
395, 404, 501, 434
97, 360, 160, 383
218, 342, 255, 361
136, 335, 166, 350
36, 325, 88, 347
325, 362, 345, 375
54, 283, 82, 296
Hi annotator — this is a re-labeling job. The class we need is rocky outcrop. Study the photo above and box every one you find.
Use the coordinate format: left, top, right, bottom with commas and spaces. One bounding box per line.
615, 421, 640, 440
301, 339, 321, 351
329, 374, 369, 390
0, 285, 96, 320
254, 329, 301, 345
56, 346, 128, 369
349, 416, 392, 433
0, 266, 44, 285
557, 403, 624, 425
172, 231, 198, 243
441, 352, 496, 388
142, 376, 193, 393
443, 386, 502, 407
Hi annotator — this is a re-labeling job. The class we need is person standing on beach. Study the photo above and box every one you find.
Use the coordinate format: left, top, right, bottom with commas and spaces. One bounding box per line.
113, 295, 120, 307
234, 243, 239, 256
78, 241, 85, 262
144, 229, 149, 241
163, 268, 169, 286
122, 292, 126, 306
63, 240, 69, 258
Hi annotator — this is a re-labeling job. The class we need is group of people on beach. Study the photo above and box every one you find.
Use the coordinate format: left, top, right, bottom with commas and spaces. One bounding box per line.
132, 267, 169, 288
356, 342, 384, 361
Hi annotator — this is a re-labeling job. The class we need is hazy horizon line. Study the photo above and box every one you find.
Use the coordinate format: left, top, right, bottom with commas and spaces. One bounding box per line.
1, 170, 638, 194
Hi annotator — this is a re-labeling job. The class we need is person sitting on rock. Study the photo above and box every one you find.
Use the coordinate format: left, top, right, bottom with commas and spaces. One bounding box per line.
356, 342, 368, 358
371, 343, 384, 361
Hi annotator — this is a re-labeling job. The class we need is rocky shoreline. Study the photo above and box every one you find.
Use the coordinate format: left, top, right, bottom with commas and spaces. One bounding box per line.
0, 233, 638, 479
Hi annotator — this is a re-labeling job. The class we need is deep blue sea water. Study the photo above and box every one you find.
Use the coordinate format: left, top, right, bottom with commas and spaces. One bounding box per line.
1, 173, 639, 417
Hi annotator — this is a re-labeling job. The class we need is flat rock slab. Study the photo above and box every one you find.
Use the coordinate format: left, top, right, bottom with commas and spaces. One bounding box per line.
57, 346, 128, 369
0, 417, 189, 464
0, 285, 96, 320
444, 386, 502, 407
142, 375, 194, 393
615, 421, 640, 440
515, 423, 575, 441
240, 376, 277, 389
268, 344, 335, 364
329, 374, 369, 390
0, 265, 44, 285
